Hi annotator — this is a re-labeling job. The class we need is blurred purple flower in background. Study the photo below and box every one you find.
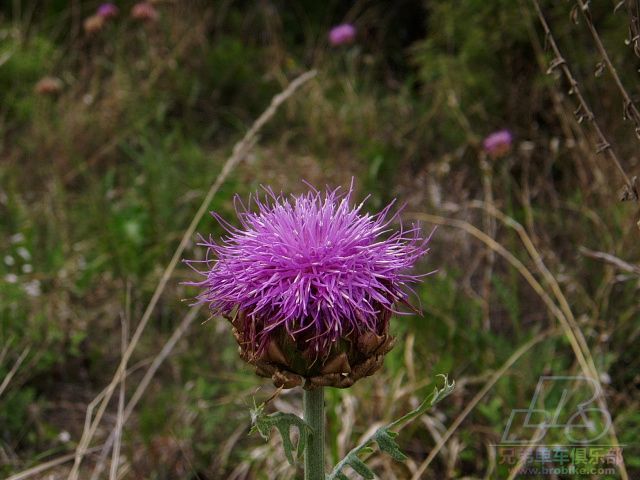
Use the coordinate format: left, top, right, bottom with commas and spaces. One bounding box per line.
131, 2, 159, 22
483, 129, 513, 158
329, 24, 356, 46
97, 3, 119, 19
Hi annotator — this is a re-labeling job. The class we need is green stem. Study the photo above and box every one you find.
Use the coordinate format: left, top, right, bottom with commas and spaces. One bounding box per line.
303, 387, 325, 480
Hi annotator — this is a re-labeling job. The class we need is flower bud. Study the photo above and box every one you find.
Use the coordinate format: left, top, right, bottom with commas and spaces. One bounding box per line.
83, 14, 106, 34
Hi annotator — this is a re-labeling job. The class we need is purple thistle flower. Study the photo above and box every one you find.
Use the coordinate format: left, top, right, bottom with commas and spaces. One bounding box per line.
483, 129, 513, 158
97, 3, 119, 19
187, 184, 430, 363
329, 24, 356, 46
131, 2, 159, 22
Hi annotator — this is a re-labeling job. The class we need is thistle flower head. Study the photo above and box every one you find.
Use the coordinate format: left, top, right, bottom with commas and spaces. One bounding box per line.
97, 3, 119, 19
483, 129, 513, 158
329, 24, 356, 46
131, 2, 159, 22
187, 184, 431, 388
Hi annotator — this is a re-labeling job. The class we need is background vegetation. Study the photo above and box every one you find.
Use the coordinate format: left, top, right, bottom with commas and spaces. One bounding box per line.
1, 0, 639, 478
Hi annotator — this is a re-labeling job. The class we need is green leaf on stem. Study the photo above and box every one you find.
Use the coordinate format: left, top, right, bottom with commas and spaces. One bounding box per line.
346, 455, 375, 478
249, 400, 312, 465
326, 374, 455, 480
373, 428, 407, 461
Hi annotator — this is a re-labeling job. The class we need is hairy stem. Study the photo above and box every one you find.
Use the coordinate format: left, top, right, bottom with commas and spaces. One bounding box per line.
303, 387, 325, 480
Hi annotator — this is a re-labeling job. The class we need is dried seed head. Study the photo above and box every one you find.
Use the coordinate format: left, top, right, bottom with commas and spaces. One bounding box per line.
83, 14, 106, 34
131, 2, 159, 22
34, 77, 64, 95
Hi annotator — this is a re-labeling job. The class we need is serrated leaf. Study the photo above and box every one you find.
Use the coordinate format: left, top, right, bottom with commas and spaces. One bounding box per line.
430, 374, 455, 406
373, 428, 408, 462
250, 402, 311, 465
346, 455, 375, 479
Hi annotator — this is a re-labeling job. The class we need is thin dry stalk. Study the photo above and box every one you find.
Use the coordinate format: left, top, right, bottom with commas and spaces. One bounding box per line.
483, 442, 497, 480
66, 69, 317, 480
574, 0, 640, 137
410, 212, 592, 374
0, 337, 13, 367
0, 346, 30, 398
6, 359, 155, 480
579, 246, 640, 275
109, 313, 129, 480
89, 305, 202, 480
5, 446, 104, 480
522, 0, 604, 190
410, 329, 557, 480
409, 211, 629, 479
479, 155, 496, 331
505, 396, 551, 480
625, 0, 640, 58
470, 201, 598, 373
472, 201, 627, 459
213, 423, 248, 475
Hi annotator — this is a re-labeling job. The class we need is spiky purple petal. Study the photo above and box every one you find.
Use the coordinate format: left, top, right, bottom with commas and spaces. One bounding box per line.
186, 184, 430, 355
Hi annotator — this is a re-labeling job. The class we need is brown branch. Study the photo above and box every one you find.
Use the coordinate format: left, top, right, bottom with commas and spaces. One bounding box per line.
531, 0, 637, 200
575, 0, 640, 134
623, 0, 640, 58
579, 246, 640, 275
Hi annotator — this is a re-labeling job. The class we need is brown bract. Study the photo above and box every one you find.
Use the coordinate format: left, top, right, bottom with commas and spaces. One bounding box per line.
34, 76, 63, 95
229, 310, 396, 389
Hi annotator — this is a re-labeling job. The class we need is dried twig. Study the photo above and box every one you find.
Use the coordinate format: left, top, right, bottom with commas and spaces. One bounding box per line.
5, 446, 104, 480
579, 246, 640, 275
522, 0, 606, 189
624, 0, 640, 58
531, 0, 637, 199
0, 347, 30, 399
574, 0, 640, 137
479, 155, 496, 331
88, 306, 202, 480
109, 313, 129, 480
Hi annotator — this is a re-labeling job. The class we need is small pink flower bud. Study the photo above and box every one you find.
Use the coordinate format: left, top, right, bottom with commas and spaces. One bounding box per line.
131, 2, 159, 22
483, 130, 513, 158
97, 3, 119, 19
329, 24, 356, 46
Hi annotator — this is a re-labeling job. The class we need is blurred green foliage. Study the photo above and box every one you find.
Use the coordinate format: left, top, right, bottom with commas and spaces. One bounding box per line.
1, 0, 639, 478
